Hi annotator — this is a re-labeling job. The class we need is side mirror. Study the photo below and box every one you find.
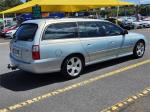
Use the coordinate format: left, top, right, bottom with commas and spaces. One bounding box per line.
122, 29, 128, 35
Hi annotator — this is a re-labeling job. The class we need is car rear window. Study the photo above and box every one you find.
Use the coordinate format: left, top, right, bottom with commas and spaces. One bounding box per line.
15, 23, 38, 41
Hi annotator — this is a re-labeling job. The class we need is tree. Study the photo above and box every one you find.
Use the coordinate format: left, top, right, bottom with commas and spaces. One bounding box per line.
26, 0, 31, 2
0, 0, 22, 10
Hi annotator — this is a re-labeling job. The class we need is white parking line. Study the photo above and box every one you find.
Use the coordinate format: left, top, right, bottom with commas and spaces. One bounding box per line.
0, 42, 9, 45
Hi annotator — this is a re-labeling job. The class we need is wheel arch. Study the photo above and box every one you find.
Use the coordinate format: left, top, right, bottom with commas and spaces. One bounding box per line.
133, 39, 146, 58
137, 39, 145, 45
61, 53, 85, 69
134, 39, 146, 50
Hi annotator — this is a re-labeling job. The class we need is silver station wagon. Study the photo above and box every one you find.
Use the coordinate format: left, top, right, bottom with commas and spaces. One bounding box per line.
9, 18, 147, 78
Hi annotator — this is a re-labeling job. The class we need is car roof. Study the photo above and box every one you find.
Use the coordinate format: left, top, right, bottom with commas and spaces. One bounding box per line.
23, 18, 107, 25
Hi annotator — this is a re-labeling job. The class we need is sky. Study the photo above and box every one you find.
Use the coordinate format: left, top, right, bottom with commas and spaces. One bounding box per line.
21, 0, 150, 4
122, 0, 150, 4
21, 0, 26, 2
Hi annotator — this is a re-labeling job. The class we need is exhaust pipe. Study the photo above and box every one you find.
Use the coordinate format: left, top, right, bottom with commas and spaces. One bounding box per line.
7, 64, 18, 70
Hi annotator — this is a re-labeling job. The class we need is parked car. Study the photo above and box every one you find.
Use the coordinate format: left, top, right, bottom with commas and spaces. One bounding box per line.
8, 18, 147, 78
106, 18, 134, 30
120, 20, 134, 30
0, 22, 3, 31
118, 16, 136, 23
5, 27, 18, 39
141, 20, 150, 28
0, 25, 17, 38
132, 21, 144, 29
143, 17, 150, 21
132, 20, 150, 29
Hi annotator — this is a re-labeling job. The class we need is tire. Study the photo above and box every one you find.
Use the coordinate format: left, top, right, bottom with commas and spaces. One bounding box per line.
61, 56, 84, 78
133, 40, 145, 58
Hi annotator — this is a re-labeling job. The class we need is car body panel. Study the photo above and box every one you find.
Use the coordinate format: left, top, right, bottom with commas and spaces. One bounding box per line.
40, 38, 89, 72
79, 35, 123, 64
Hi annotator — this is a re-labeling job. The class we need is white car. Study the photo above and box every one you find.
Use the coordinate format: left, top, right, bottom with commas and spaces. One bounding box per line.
118, 17, 136, 22
141, 20, 150, 28
132, 21, 144, 29
133, 20, 150, 28
5, 27, 18, 38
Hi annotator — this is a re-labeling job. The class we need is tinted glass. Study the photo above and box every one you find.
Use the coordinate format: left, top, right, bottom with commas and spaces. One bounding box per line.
15, 24, 38, 41
78, 22, 105, 37
102, 22, 123, 36
43, 22, 77, 40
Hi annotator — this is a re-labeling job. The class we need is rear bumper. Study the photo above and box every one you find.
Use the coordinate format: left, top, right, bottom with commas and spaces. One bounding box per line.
10, 54, 62, 74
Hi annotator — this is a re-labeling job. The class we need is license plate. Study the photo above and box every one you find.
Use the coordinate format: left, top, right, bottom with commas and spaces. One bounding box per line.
12, 48, 21, 57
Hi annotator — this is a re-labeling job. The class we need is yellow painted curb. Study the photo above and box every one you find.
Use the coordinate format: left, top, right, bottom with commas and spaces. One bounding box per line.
101, 87, 150, 112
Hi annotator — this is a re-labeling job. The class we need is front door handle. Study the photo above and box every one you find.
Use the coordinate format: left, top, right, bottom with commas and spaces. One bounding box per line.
111, 41, 115, 44
87, 43, 92, 46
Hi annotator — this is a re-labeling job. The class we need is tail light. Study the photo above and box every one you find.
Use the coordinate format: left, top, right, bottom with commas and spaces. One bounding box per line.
32, 45, 40, 60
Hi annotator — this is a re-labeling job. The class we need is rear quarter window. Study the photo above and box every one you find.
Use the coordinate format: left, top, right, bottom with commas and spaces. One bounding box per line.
15, 23, 38, 41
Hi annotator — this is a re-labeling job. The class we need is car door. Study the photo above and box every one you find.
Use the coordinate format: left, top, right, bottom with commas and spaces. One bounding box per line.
78, 21, 119, 64
100, 22, 125, 58
78, 21, 124, 64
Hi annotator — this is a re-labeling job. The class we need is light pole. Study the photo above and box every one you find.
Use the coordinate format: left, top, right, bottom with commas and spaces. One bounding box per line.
116, 0, 120, 25
2, 13, 5, 30
137, 0, 143, 20
135, 0, 141, 21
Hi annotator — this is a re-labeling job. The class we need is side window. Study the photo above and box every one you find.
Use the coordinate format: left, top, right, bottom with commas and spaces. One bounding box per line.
78, 22, 105, 38
43, 22, 77, 40
78, 22, 87, 37
102, 22, 123, 36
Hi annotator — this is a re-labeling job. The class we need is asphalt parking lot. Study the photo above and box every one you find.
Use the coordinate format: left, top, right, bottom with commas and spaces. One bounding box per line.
0, 29, 150, 112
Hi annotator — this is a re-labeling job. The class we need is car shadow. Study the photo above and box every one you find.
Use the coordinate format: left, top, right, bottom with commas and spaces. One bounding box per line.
0, 55, 136, 91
